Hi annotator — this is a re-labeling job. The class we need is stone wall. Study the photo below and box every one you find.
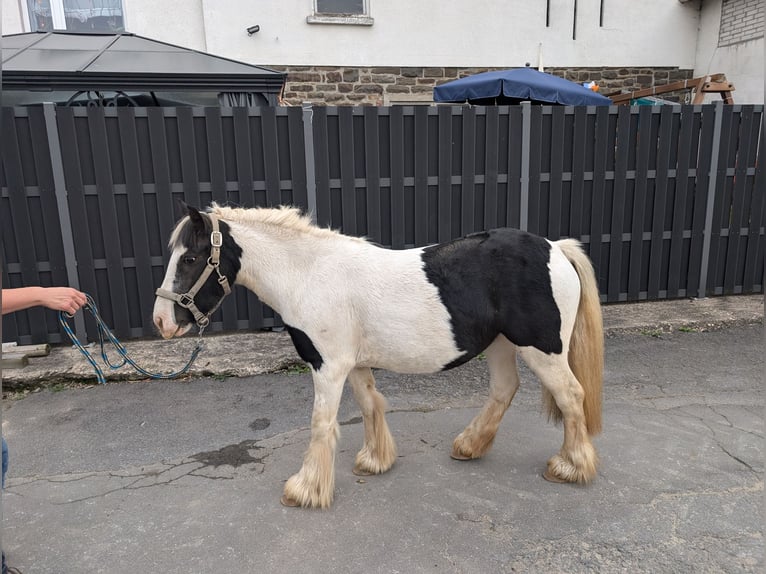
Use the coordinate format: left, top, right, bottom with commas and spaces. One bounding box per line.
268, 65, 696, 106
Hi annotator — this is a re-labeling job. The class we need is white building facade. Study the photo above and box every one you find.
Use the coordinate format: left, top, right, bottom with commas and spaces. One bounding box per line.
3, 0, 763, 104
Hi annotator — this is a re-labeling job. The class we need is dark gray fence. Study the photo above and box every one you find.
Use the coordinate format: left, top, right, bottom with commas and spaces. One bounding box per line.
2, 103, 763, 345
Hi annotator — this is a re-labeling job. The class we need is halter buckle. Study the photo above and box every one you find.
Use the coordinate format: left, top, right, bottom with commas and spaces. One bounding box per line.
178, 293, 195, 309
210, 230, 223, 248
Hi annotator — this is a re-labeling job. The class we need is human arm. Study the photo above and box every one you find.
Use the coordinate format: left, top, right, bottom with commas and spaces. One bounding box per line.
1, 287, 87, 315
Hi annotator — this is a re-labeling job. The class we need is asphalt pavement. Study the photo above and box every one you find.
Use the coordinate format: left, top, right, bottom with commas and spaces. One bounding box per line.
1, 295, 763, 573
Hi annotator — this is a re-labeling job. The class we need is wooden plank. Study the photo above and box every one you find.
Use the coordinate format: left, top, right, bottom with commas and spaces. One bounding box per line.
589, 106, 608, 287
483, 106, 499, 231
204, 107, 229, 205
628, 106, 653, 300
390, 106, 406, 248
287, 107, 308, 209
1, 353, 29, 369
687, 106, 714, 296
233, 107, 256, 208
311, 106, 332, 227
723, 107, 755, 294
363, 107, 382, 244
506, 107, 523, 229
28, 107, 69, 289
647, 106, 674, 299
741, 108, 765, 292
176, 107, 201, 208
414, 106, 429, 245
117, 107, 155, 337
437, 106, 452, 242
88, 107, 130, 336
547, 107, 565, 240
607, 106, 630, 302
262, 107, 282, 208
570, 107, 587, 239
57, 109, 98, 339
610, 75, 730, 104
527, 105, 543, 235
706, 105, 734, 295
667, 106, 694, 298
147, 108, 176, 245
460, 106, 476, 235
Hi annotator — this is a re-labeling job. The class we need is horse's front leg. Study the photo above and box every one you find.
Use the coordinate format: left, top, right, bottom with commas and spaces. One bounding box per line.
348, 367, 397, 476
281, 361, 349, 509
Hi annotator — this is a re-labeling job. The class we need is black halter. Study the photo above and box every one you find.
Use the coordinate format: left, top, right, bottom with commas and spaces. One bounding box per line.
155, 215, 232, 331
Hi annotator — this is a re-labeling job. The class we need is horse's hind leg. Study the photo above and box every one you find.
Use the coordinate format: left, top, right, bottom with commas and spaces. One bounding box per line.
452, 335, 520, 460
348, 367, 397, 475
519, 347, 598, 483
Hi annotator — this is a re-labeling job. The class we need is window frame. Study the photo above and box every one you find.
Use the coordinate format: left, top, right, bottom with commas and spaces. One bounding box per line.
26, 0, 125, 33
307, 0, 373, 26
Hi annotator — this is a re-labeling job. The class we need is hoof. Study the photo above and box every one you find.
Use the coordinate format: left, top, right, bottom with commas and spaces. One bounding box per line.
352, 465, 375, 477
542, 469, 569, 483
280, 495, 301, 507
450, 451, 473, 461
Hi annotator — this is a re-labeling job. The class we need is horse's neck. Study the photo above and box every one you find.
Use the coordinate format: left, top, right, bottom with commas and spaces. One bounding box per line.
228, 221, 337, 311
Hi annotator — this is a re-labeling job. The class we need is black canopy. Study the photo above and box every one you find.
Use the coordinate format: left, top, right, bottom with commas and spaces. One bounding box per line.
2, 31, 286, 106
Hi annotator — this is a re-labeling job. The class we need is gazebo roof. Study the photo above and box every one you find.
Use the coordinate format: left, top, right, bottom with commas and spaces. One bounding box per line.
1, 31, 285, 94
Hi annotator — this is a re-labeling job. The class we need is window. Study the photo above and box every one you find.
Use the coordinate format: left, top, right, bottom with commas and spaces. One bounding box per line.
307, 0, 373, 25
27, 0, 124, 33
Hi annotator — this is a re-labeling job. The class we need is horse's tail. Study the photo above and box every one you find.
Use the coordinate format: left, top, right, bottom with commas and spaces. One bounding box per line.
545, 239, 604, 436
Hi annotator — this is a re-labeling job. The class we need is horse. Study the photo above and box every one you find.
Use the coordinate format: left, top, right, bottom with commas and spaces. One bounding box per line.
153, 202, 604, 509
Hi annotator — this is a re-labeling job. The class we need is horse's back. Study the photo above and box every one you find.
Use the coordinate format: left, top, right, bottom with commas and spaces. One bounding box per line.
419, 228, 577, 362
354, 228, 579, 373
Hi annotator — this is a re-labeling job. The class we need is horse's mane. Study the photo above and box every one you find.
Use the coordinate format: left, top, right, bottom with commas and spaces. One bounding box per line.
208, 203, 364, 242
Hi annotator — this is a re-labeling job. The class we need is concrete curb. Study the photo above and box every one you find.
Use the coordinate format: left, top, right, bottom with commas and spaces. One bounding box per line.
2, 294, 762, 390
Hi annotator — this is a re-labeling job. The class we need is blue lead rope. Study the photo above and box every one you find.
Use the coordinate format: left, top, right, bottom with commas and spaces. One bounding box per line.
58, 294, 203, 385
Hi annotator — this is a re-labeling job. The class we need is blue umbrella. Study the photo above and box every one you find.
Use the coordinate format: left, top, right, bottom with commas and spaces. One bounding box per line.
433, 67, 612, 106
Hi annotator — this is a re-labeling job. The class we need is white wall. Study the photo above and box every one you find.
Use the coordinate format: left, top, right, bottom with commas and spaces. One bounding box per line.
2, 0, 703, 69
199, 0, 703, 68
695, 0, 764, 104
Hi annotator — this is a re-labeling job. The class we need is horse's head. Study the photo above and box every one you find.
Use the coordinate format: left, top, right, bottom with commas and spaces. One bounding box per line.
153, 203, 242, 339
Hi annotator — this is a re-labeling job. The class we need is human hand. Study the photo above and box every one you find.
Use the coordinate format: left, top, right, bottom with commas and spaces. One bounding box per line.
40, 287, 88, 315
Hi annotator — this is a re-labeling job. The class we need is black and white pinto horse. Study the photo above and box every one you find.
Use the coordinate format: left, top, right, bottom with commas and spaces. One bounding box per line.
153, 203, 604, 509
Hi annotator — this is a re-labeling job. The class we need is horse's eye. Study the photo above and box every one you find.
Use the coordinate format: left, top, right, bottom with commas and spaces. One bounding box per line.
182, 256, 197, 265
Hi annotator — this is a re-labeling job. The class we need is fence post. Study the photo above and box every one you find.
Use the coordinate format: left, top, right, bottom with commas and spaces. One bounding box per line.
42, 103, 87, 340
302, 102, 318, 223
519, 101, 531, 231
698, 101, 724, 299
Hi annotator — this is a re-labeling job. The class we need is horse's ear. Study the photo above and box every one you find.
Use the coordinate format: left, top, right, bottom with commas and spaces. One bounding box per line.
185, 204, 210, 237
175, 198, 190, 219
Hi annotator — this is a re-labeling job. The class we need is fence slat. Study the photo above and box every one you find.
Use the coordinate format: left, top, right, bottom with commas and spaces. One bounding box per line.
56, 108, 100, 340
312, 107, 332, 227
527, 106, 543, 235
723, 107, 755, 293
262, 107, 282, 208
390, 106, 406, 248
741, 113, 765, 291
548, 107, 565, 241
460, 107, 476, 236
570, 107, 587, 239
118, 108, 155, 336
363, 107, 382, 244
437, 106, 452, 242
2, 108, 48, 341
483, 106, 499, 231
414, 106, 429, 245
706, 105, 735, 295
607, 106, 631, 301
205, 107, 229, 205
590, 105, 609, 288
629, 106, 653, 300
647, 106, 674, 299
667, 106, 695, 297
